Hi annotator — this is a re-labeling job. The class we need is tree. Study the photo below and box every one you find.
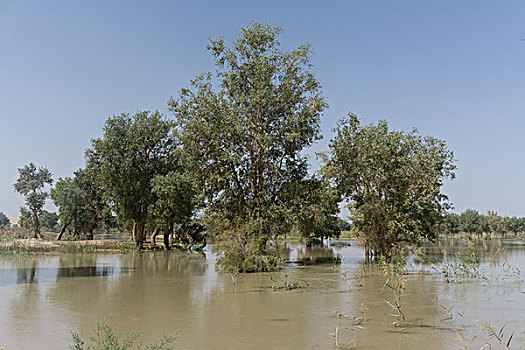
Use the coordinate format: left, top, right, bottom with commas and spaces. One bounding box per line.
40, 211, 59, 231
439, 212, 460, 235
0, 212, 9, 228
51, 168, 105, 240
87, 111, 176, 246
170, 22, 327, 271
13, 163, 53, 238
503, 216, 521, 235
459, 209, 484, 235
486, 211, 506, 235
337, 218, 352, 232
322, 114, 456, 261
150, 171, 199, 249
283, 178, 341, 247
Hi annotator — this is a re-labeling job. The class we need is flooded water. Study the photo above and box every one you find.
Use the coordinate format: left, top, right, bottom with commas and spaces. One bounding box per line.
0, 238, 524, 349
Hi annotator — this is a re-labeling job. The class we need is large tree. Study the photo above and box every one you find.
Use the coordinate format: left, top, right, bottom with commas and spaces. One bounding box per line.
170, 22, 327, 271
322, 114, 456, 261
13, 163, 53, 238
86, 111, 176, 246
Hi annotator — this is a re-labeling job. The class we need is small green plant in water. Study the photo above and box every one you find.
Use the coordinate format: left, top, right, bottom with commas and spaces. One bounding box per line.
267, 272, 310, 291
438, 241, 483, 282
382, 277, 407, 327
69, 321, 176, 350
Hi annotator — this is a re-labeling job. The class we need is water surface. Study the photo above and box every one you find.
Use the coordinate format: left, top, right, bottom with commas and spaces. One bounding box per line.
0, 238, 524, 349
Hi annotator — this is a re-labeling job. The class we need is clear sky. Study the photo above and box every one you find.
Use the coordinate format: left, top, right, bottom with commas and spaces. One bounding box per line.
0, 1, 524, 218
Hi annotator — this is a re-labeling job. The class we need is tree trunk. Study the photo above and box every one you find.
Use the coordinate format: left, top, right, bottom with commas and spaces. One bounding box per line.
72, 227, 80, 241
56, 223, 69, 241
133, 219, 145, 248
32, 209, 42, 239
163, 224, 172, 251
85, 219, 97, 240
305, 235, 313, 249
150, 228, 159, 247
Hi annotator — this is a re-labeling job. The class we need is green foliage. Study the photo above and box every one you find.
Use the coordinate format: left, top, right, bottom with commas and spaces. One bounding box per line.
438, 212, 460, 235
13, 163, 53, 238
51, 168, 108, 240
337, 218, 352, 232
69, 321, 175, 350
439, 241, 482, 282
150, 171, 199, 249
439, 210, 525, 237
170, 22, 327, 270
0, 212, 9, 228
0, 242, 33, 254
283, 178, 341, 246
322, 114, 456, 260
40, 211, 58, 231
213, 220, 284, 273
458, 209, 484, 235
87, 111, 177, 245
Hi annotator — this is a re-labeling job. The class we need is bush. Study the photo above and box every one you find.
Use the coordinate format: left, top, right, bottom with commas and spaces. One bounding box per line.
214, 230, 284, 273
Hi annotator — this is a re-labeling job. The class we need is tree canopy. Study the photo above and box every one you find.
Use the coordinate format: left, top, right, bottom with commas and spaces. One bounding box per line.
13, 163, 53, 238
170, 22, 327, 271
86, 110, 196, 247
322, 114, 456, 260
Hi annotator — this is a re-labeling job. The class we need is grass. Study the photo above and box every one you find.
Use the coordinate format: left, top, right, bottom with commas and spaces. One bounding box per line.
0, 241, 46, 254
61, 242, 98, 254
70, 321, 176, 350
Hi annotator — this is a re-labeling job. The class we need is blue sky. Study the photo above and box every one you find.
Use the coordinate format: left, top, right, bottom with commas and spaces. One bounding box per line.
0, 1, 524, 218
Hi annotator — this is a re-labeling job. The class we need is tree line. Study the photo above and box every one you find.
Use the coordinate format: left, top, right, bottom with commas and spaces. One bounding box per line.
440, 209, 525, 236
10, 23, 457, 271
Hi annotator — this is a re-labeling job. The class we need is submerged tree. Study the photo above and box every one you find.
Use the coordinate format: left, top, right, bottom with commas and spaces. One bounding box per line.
170, 22, 327, 272
322, 114, 456, 261
13, 163, 53, 238
87, 111, 177, 247
283, 178, 341, 247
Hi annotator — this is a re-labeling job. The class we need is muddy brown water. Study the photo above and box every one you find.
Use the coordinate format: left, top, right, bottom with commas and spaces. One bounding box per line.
0, 238, 524, 349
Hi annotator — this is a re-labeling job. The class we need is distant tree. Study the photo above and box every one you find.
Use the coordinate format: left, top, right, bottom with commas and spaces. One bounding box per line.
13, 163, 53, 238
284, 178, 341, 247
0, 212, 9, 228
503, 216, 521, 236
337, 218, 352, 232
486, 211, 506, 235
87, 111, 176, 247
51, 168, 107, 240
322, 114, 456, 261
150, 171, 199, 249
459, 209, 484, 235
170, 22, 327, 271
439, 212, 460, 235
40, 211, 59, 231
